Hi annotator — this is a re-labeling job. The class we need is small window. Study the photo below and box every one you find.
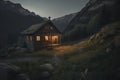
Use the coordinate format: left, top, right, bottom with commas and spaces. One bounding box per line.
26, 35, 32, 41
26, 36, 29, 40
45, 36, 49, 41
36, 36, 40, 41
30, 36, 32, 41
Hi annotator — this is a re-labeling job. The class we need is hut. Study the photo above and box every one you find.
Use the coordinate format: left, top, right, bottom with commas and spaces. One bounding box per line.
21, 19, 62, 51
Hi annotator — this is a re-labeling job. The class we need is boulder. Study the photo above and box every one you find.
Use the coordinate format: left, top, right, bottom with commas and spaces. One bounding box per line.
40, 63, 54, 71
78, 47, 87, 52
113, 36, 120, 48
99, 39, 104, 44
17, 74, 29, 80
0, 63, 29, 80
16, 47, 27, 53
90, 35, 95, 41
52, 55, 61, 66
103, 30, 116, 39
106, 48, 112, 53
41, 71, 50, 78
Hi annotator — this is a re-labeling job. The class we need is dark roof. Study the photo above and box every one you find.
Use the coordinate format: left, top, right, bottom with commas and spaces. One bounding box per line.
21, 20, 61, 35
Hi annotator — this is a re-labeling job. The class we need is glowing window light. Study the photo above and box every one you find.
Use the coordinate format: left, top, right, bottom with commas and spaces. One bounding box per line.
52, 36, 58, 40
26, 36, 29, 40
30, 36, 32, 41
52, 36, 58, 44
36, 36, 40, 41
45, 36, 49, 41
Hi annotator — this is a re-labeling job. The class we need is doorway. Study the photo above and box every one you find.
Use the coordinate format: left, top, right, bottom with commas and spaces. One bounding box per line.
52, 36, 58, 44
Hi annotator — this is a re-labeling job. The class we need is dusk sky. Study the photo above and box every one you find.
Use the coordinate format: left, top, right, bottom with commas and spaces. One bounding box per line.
9, 0, 89, 18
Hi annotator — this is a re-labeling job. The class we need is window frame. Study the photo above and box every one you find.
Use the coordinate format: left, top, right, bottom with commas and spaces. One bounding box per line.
36, 35, 41, 41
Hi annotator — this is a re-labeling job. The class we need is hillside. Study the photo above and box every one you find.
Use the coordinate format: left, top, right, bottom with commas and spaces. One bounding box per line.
0, 0, 44, 49
0, 21, 119, 80
0, 0, 120, 80
51, 21, 120, 80
52, 13, 77, 33
63, 0, 120, 41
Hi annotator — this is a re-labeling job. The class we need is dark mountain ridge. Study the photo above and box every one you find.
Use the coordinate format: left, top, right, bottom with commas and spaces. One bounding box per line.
52, 13, 77, 33
63, 0, 120, 41
0, 0, 44, 49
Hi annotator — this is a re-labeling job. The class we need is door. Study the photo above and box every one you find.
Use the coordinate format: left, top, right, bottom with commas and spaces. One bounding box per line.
52, 36, 58, 44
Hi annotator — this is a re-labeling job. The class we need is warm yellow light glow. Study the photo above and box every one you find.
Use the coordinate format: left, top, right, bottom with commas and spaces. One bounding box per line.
26, 36, 29, 40
44, 35, 59, 44
52, 36, 58, 44
52, 36, 58, 40
36, 36, 40, 41
45, 36, 49, 41
30, 36, 32, 41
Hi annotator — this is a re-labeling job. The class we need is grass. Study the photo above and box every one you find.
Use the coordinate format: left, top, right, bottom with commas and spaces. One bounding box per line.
8, 48, 55, 58
4, 21, 120, 80
52, 42, 120, 80
51, 21, 120, 80
10, 59, 53, 80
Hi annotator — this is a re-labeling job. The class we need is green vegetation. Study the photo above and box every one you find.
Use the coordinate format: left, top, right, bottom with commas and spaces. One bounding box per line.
86, 13, 102, 34
51, 21, 120, 80
11, 60, 52, 80
3, 21, 120, 80
63, 12, 102, 42
8, 48, 55, 58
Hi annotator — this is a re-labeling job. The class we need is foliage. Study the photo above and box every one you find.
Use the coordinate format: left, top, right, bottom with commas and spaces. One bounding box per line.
63, 13, 102, 42
86, 13, 102, 35
51, 21, 120, 80
11, 60, 51, 80
3, 21, 120, 80
8, 48, 55, 58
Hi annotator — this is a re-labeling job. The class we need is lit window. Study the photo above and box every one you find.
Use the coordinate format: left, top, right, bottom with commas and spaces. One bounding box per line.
26, 36, 32, 41
52, 36, 58, 44
52, 36, 58, 41
30, 36, 32, 41
45, 36, 49, 41
26, 36, 29, 40
36, 36, 40, 41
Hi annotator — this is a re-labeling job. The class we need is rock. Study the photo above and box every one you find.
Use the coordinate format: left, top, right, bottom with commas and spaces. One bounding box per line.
52, 55, 61, 66
0, 63, 29, 80
41, 71, 50, 78
95, 33, 100, 39
17, 48, 27, 53
40, 63, 54, 71
100, 39, 104, 44
113, 36, 120, 48
103, 30, 116, 39
78, 47, 87, 52
106, 48, 112, 53
17, 74, 29, 80
90, 35, 95, 41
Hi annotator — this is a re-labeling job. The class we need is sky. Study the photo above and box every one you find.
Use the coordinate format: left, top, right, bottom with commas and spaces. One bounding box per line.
9, 0, 89, 18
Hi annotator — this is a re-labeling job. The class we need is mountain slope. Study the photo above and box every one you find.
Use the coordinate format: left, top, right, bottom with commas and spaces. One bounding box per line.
0, 0, 44, 48
52, 13, 77, 33
52, 21, 120, 80
64, 0, 120, 41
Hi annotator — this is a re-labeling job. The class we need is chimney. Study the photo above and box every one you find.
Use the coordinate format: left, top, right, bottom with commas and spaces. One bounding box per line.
48, 16, 51, 20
